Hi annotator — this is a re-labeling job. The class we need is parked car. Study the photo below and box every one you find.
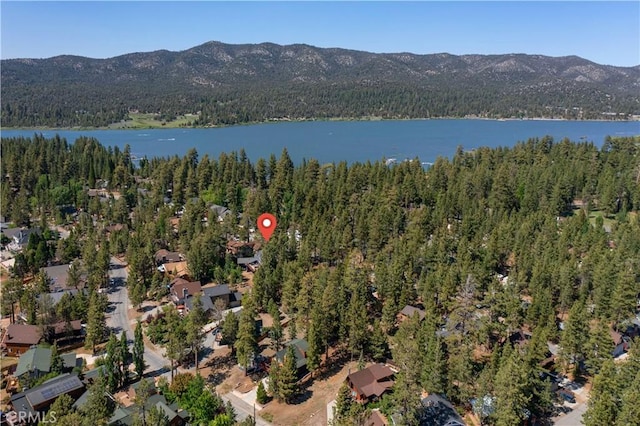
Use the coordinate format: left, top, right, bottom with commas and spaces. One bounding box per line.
557, 389, 576, 403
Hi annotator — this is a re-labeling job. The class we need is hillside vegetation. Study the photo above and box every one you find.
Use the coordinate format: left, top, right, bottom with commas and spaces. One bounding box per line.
2, 41, 639, 127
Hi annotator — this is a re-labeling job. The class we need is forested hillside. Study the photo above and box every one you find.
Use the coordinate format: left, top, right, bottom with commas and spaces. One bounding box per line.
2, 41, 639, 127
1, 134, 639, 424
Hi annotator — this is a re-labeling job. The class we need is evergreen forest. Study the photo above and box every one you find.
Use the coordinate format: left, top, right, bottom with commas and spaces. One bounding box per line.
1, 133, 639, 425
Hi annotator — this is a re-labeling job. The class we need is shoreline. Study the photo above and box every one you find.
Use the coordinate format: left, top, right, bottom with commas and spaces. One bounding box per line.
2, 116, 638, 132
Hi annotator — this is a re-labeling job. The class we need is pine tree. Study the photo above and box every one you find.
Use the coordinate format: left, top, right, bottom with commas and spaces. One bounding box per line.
105, 333, 122, 393
618, 372, 640, 426
584, 359, 620, 426
119, 331, 130, 385
236, 295, 258, 374
50, 343, 64, 374
85, 292, 106, 354
133, 320, 146, 379
278, 345, 299, 403
256, 380, 269, 404
333, 383, 353, 423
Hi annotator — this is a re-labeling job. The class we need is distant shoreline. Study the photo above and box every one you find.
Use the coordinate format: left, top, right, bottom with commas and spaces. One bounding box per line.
2, 115, 638, 132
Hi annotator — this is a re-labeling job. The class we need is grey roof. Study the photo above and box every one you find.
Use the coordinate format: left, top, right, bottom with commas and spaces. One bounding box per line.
203, 284, 231, 298
19, 373, 83, 410
38, 288, 79, 306
81, 365, 106, 383
400, 305, 426, 320
61, 353, 81, 370
274, 339, 309, 370
42, 264, 72, 290
15, 347, 52, 377
185, 294, 214, 313
420, 394, 465, 426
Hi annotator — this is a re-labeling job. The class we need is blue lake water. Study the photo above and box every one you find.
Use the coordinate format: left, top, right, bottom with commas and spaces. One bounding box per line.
2, 119, 638, 164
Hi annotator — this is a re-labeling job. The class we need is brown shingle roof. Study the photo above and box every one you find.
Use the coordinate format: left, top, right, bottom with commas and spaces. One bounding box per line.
347, 364, 395, 400
171, 280, 202, 300
2, 324, 42, 346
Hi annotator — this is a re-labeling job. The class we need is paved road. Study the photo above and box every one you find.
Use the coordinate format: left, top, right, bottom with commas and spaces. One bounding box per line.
221, 392, 270, 426
107, 257, 268, 423
106, 257, 170, 378
553, 402, 586, 425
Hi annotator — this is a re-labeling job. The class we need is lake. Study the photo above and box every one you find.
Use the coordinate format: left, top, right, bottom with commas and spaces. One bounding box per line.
2, 119, 638, 165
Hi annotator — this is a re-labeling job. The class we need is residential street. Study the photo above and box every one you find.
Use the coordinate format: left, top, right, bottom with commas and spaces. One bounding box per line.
106, 257, 268, 423
106, 257, 170, 378
221, 392, 270, 426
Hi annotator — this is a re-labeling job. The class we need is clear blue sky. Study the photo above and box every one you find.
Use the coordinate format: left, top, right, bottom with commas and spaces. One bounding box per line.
1, 1, 639, 67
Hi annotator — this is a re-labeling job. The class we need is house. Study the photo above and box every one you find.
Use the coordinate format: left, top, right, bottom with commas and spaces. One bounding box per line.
15, 347, 52, 382
226, 240, 257, 257
10, 373, 85, 420
398, 305, 426, 322
1, 227, 40, 252
38, 288, 80, 307
1, 324, 42, 355
106, 393, 188, 426
210, 204, 232, 222
154, 249, 183, 265
42, 263, 76, 291
13, 346, 79, 383
127, 379, 158, 401
49, 320, 84, 344
364, 409, 388, 426
419, 394, 466, 426
237, 250, 263, 272
169, 279, 202, 307
159, 261, 190, 277
346, 363, 395, 403
273, 339, 309, 377
610, 328, 628, 358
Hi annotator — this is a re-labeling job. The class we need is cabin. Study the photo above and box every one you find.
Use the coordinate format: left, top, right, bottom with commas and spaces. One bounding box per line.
272, 339, 309, 378
154, 249, 183, 265
419, 394, 466, 426
346, 364, 395, 404
10, 374, 85, 420
397, 305, 426, 323
1, 324, 42, 355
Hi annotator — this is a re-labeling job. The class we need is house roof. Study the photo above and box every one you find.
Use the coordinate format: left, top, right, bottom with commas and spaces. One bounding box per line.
610, 328, 623, 345
185, 295, 214, 313
162, 261, 189, 277
42, 264, 72, 290
365, 410, 388, 426
38, 289, 80, 306
420, 394, 466, 426
400, 305, 426, 320
15, 347, 52, 377
171, 280, 202, 300
274, 339, 309, 370
52, 320, 83, 335
203, 284, 231, 298
347, 364, 395, 399
61, 353, 80, 370
154, 249, 182, 264
2, 323, 42, 347
28, 374, 83, 408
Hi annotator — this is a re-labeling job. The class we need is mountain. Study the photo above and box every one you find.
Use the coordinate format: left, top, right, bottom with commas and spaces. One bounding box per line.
2, 41, 639, 127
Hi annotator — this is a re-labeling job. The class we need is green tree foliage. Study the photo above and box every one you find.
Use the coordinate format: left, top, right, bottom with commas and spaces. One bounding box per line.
3, 133, 640, 425
256, 380, 269, 405
133, 320, 146, 379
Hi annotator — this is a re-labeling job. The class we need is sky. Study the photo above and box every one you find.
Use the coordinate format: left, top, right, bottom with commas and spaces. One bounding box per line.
1, 1, 639, 67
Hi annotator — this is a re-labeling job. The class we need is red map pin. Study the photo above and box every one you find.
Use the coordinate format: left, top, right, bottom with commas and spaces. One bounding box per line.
257, 213, 277, 242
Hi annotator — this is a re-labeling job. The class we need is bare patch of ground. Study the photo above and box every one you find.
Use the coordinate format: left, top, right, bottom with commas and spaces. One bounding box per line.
259, 347, 358, 426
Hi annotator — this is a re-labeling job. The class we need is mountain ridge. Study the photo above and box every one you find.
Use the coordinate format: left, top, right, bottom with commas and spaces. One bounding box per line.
2, 41, 639, 127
